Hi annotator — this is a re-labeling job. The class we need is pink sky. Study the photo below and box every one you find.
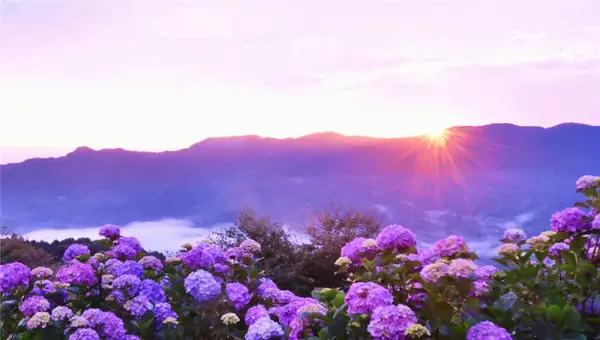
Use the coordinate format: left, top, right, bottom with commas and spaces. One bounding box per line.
1, 0, 600, 163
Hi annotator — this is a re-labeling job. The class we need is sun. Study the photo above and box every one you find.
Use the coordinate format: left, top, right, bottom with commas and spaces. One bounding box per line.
423, 128, 450, 145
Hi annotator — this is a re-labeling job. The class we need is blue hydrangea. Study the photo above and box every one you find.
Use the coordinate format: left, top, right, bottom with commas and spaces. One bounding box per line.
139, 279, 166, 304
184, 270, 221, 302
245, 316, 284, 340
63, 244, 91, 262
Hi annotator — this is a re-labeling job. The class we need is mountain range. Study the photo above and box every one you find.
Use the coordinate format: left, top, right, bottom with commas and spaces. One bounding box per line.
1, 123, 599, 246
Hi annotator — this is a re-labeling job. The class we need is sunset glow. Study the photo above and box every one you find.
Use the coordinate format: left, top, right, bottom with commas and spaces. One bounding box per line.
1, 0, 600, 163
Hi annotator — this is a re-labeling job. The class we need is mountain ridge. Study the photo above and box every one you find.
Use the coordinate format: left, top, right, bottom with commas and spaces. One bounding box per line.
2, 123, 599, 244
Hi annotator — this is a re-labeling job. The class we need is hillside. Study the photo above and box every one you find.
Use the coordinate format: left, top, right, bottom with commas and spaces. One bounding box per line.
1, 123, 599, 244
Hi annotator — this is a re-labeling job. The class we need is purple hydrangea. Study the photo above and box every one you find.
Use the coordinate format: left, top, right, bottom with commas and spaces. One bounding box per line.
226, 282, 251, 310
467, 321, 511, 340
376, 224, 417, 251
340, 237, 371, 263
214, 263, 230, 274
551, 207, 587, 233
475, 265, 498, 280
112, 260, 144, 278
225, 247, 248, 263
115, 236, 143, 253
19, 296, 50, 316
31, 267, 53, 279
549, 242, 570, 256
180, 246, 215, 269
184, 270, 221, 302
63, 244, 91, 262
99, 224, 121, 239
154, 302, 178, 324
125, 295, 153, 318
69, 328, 100, 340
503, 228, 527, 243
104, 259, 123, 274
111, 245, 138, 261
99, 311, 127, 340
245, 305, 270, 326
31, 280, 57, 296
245, 316, 284, 340
592, 215, 600, 230
433, 235, 470, 257
276, 290, 298, 304
56, 262, 98, 286
278, 298, 319, 327
345, 282, 393, 314
82, 308, 105, 327
367, 304, 417, 339
543, 257, 556, 267
0, 262, 32, 293
139, 279, 166, 304
138, 256, 163, 271
112, 274, 142, 296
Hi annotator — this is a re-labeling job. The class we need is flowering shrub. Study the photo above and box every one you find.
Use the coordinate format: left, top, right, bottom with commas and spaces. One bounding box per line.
1, 174, 599, 339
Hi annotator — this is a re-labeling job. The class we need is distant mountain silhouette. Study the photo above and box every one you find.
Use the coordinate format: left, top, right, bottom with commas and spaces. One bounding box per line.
2, 123, 599, 243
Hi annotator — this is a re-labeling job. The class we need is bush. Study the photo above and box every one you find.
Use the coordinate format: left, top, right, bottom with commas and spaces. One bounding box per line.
0, 175, 599, 339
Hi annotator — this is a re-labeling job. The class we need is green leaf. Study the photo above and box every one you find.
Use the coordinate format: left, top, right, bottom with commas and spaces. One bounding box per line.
563, 251, 577, 266
562, 305, 582, 331
331, 292, 346, 308
546, 305, 563, 322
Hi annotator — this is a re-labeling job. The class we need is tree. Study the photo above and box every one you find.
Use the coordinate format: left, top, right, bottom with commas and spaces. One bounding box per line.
298, 206, 384, 289
211, 210, 312, 294
0, 235, 55, 268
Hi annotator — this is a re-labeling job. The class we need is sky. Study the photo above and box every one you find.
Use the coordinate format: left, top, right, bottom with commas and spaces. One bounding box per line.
1, 0, 600, 163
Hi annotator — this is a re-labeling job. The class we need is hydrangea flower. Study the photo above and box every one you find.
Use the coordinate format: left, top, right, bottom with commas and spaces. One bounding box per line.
56, 262, 98, 286
334, 256, 352, 266
0, 262, 32, 293
115, 236, 143, 253
111, 245, 137, 261
226, 282, 251, 310
448, 258, 478, 279
184, 270, 221, 302
245, 305, 270, 326
466, 321, 511, 340
124, 295, 153, 318
154, 302, 178, 325
475, 265, 498, 279
340, 237, 372, 263
221, 313, 240, 325
104, 259, 123, 274
26, 312, 50, 330
543, 257, 555, 267
549, 242, 570, 256
180, 246, 215, 269
345, 282, 393, 314
31, 267, 53, 279
376, 224, 417, 251
63, 244, 91, 262
367, 304, 417, 339
433, 235, 470, 257
139, 256, 163, 271
69, 316, 90, 328
405, 324, 431, 338
69, 328, 100, 340
139, 279, 166, 304
503, 228, 527, 243
99, 224, 121, 239
79, 308, 103, 327
31, 279, 57, 296
98, 311, 127, 340
576, 175, 600, 191
498, 243, 519, 255
112, 260, 144, 278
278, 298, 319, 327
245, 316, 284, 340
551, 207, 587, 233
19, 296, 50, 316
420, 262, 450, 283
240, 239, 262, 253
51, 306, 74, 321
112, 274, 142, 296
592, 215, 600, 230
